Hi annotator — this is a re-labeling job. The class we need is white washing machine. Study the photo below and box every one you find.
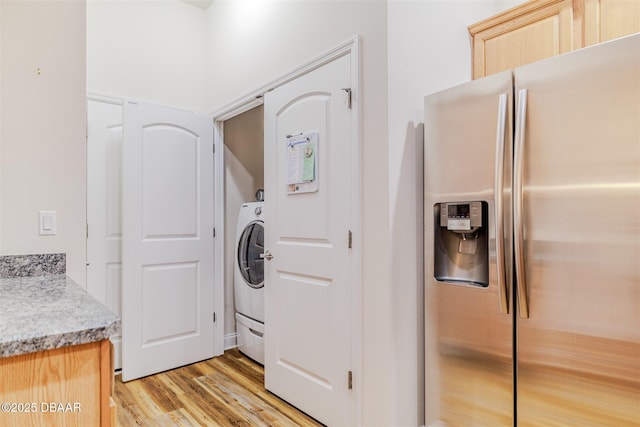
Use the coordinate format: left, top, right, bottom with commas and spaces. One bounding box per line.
234, 201, 265, 364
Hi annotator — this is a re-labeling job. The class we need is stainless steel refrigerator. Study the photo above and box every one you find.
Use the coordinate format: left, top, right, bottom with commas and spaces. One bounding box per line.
424, 34, 639, 426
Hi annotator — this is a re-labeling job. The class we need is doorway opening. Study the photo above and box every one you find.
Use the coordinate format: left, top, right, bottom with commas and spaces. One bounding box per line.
222, 104, 265, 356
212, 36, 362, 426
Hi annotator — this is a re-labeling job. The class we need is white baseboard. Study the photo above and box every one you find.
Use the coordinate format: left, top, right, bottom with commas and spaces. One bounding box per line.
224, 333, 237, 350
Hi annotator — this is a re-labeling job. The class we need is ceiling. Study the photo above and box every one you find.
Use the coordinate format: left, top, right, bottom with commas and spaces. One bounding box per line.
181, 0, 214, 10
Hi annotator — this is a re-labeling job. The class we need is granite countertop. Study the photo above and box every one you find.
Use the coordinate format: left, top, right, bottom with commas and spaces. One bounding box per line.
0, 274, 120, 358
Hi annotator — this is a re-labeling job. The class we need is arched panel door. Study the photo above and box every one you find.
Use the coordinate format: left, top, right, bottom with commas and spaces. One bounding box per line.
264, 53, 355, 426
122, 101, 214, 381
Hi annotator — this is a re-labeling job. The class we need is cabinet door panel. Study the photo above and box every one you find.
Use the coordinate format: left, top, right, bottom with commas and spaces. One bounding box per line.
470, 0, 575, 79
585, 0, 640, 46
485, 16, 564, 76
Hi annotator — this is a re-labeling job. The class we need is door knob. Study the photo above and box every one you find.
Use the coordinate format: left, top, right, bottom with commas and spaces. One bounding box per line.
261, 250, 274, 260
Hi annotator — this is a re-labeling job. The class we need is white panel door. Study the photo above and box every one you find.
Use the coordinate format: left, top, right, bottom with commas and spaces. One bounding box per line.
264, 53, 354, 426
122, 101, 215, 381
87, 96, 124, 370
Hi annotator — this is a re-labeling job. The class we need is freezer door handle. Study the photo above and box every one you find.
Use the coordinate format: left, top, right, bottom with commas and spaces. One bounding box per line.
514, 89, 530, 319
494, 93, 509, 315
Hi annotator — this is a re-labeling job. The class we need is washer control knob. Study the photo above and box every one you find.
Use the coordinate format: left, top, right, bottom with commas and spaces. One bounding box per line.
255, 207, 262, 216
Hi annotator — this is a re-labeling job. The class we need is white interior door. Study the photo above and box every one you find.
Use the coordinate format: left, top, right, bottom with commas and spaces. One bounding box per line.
122, 100, 215, 381
87, 96, 124, 370
264, 53, 354, 425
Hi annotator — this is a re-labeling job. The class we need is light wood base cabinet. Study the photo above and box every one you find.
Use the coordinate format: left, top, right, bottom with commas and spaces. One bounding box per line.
0, 340, 114, 427
469, 0, 640, 79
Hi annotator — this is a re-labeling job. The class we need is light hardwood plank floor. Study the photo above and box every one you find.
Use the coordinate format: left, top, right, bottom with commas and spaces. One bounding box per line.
114, 349, 324, 426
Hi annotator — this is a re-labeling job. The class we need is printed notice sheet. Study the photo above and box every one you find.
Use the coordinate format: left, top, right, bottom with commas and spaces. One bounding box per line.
286, 131, 319, 194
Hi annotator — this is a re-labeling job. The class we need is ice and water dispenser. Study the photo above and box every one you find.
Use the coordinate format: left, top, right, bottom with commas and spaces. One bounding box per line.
433, 201, 489, 287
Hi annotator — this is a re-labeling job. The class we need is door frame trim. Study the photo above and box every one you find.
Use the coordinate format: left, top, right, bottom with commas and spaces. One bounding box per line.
210, 35, 362, 425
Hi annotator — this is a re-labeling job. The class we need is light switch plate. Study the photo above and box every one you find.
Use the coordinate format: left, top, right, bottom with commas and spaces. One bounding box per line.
39, 211, 56, 235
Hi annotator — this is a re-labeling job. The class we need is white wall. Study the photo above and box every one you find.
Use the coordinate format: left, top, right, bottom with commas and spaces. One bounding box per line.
0, 0, 87, 287
0, 0, 3, 243
87, 0, 208, 114
387, 1, 526, 424
205, 1, 391, 424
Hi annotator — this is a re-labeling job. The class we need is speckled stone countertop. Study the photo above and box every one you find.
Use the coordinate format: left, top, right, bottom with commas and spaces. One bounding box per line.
0, 274, 120, 358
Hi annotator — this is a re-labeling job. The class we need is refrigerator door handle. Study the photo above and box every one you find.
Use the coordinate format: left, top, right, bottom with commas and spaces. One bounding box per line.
494, 93, 509, 315
514, 89, 530, 319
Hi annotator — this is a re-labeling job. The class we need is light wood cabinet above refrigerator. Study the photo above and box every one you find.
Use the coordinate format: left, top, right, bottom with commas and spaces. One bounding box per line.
468, 0, 640, 79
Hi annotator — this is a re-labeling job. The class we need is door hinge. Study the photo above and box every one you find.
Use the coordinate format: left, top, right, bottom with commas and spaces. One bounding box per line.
348, 230, 352, 249
342, 88, 352, 109
213, 312, 216, 323
86, 223, 89, 238
213, 143, 215, 154
213, 228, 216, 238
348, 370, 353, 390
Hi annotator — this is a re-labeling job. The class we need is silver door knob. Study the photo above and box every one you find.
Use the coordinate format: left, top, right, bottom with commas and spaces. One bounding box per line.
261, 250, 274, 260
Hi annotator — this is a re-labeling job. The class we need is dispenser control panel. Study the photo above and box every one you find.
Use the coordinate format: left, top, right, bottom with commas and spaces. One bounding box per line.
440, 201, 482, 232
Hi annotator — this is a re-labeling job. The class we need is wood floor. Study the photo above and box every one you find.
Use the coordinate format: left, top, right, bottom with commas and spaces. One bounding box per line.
113, 349, 323, 426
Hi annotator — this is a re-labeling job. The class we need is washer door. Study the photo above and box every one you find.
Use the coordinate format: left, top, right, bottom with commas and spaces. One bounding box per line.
237, 221, 264, 288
